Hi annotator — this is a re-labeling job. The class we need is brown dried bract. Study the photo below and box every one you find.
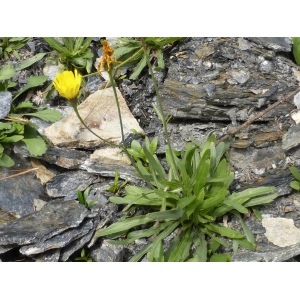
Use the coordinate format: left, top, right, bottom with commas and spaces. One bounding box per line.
97, 40, 116, 72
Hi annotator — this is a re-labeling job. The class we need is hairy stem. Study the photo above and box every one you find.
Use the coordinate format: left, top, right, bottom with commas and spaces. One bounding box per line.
141, 38, 179, 180
71, 101, 116, 147
107, 71, 154, 189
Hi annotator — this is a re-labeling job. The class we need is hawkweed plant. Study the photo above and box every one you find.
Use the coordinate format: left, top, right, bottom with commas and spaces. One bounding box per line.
53, 38, 278, 261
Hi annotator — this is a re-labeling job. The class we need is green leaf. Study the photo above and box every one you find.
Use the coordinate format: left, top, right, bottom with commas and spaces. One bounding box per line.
0, 123, 12, 130
23, 108, 62, 122
292, 37, 300, 65
0, 152, 15, 167
243, 193, 278, 207
252, 208, 262, 221
129, 50, 149, 80
76, 190, 85, 205
96, 214, 154, 237
1, 135, 23, 143
204, 223, 244, 239
147, 220, 180, 262
232, 211, 255, 244
0, 64, 16, 81
13, 75, 48, 101
22, 138, 47, 156
168, 227, 194, 262
290, 166, 300, 181
129, 243, 153, 262
210, 254, 231, 262
154, 49, 165, 71
15, 53, 48, 71
146, 209, 184, 221
15, 101, 37, 110
223, 198, 249, 214
236, 238, 256, 251
290, 181, 300, 191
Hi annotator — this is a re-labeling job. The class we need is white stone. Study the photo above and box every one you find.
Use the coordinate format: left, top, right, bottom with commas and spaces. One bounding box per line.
44, 88, 143, 148
262, 217, 300, 247
90, 147, 131, 166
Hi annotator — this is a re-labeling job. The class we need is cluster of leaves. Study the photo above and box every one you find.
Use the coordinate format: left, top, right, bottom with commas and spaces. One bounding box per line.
96, 135, 278, 262
0, 37, 30, 60
0, 52, 48, 93
76, 186, 98, 209
0, 48, 63, 167
44, 38, 94, 73
112, 37, 184, 80
0, 101, 62, 167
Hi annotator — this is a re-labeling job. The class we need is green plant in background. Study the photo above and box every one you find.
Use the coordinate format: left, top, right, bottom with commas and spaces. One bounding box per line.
0, 37, 30, 60
68, 247, 92, 262
96, 135, 277, 262
0, 52, 62, 167
0, 101, 62, 167
0, 52, 48, 92
289, 166, 300, 190
112, 37, 184, 79
44, 38, 94, 73
76, 186, 98, 209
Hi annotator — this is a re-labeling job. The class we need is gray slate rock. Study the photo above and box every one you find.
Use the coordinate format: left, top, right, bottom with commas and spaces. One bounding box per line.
89, 239, 124, 262
282, 124, 300, 150
0, 200, 88, 251
14, 145, 89, 170
46, 170, 98, 198
0, 152, 50, 217
19, 218, 94, 256
0, 92, 12, 119
246, 37, 292, 52
59, 227, 95, 262
159, 37, 297, 122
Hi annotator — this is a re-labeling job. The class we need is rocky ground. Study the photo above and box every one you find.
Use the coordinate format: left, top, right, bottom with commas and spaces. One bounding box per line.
1, 37, 300, 262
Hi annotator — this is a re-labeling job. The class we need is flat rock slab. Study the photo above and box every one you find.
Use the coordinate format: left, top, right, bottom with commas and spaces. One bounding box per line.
44, 87, 143, 148
0, 200, 88, 252
46, 170, 98, 198
14, 145, 89, 170
20, 218, 94, 256
159, 37, 297, 122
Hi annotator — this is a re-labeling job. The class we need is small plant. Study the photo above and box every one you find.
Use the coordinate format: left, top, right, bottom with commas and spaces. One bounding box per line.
70, 247, 92, 262
0, 101, 62, 167
289, 166, 300, 190
0, 51, 61, 167
76, 186, 98, 209
112, 37, 184, 79
44, 38, 94, 73
0, 37, 30, 60
96, 135, 278, 262
127, 137, 158, 165
106, 169, 128, 193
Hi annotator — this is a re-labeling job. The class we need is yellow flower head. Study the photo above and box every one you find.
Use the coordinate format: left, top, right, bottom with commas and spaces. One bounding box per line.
97, 40, 116, 72
53, 69, 82, 101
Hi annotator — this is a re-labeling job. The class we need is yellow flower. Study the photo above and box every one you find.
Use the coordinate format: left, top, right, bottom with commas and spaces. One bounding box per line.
53, 69, 82, 101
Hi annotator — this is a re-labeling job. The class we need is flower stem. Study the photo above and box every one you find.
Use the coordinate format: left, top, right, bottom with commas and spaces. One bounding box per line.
108, 70, 154, 189
141, 38, 179, 180
70, 101, 116, 147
